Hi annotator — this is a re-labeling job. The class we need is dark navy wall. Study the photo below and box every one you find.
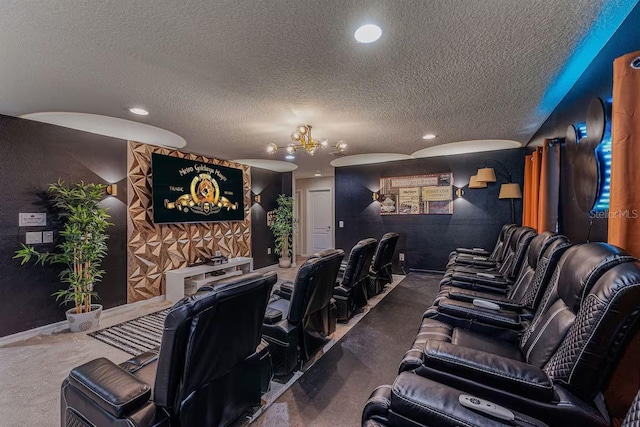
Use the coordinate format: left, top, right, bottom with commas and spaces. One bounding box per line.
335, 148, 524, 272
0, 115, 127, 338
528, 5, 640, 244
250, 168, 292, 269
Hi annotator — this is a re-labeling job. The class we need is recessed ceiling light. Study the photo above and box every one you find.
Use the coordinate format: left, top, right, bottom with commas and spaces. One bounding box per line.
354, 24, 382, 43
128, 107, 149, 116
285, 155, 295, 160
422, 134, 437, 140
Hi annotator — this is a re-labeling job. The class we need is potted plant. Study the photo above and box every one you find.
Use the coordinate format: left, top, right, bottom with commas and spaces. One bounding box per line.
269, 194, 294, 268
14, 180, 112, 332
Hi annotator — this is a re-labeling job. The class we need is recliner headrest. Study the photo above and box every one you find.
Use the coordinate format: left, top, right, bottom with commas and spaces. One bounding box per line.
526, 232, 556, 268
342, 238, 378, 287
509, 227, 535, 250
557, 242, 635, 312
500, 224, 516, 240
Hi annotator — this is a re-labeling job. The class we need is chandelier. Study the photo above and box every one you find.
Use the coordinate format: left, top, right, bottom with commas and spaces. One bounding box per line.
266, 125, 347, 156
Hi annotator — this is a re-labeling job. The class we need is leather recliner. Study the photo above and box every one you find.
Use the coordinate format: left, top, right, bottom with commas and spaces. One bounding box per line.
334, 238, 378, 322
60, 272, 278, 427
367, 232, 400, 296
448, 223, 516, 260
446, 225, 519, 270
441, 227, 537, 290
363, 364, 640, 427
436, 232, 569, 304
262, 249, 345, 376
425, 233, 571, 341
383, 243, 640, 426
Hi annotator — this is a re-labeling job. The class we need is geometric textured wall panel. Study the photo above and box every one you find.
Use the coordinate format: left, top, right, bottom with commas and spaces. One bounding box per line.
127, 141, 251, 302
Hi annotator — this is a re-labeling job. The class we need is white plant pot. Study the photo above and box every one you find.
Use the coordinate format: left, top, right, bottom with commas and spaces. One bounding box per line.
66, 304, 103, 332
279, 257, 292, 268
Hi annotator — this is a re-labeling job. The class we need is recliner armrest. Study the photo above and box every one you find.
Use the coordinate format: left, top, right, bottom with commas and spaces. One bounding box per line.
68, 358, 152, 418
455, 247, 490, 256
274, 281, 295, 300
421, 341, 554, 401
447, 289, 523, 312
448, 278, 510, 295
333, 284, 351, 298
119, 348, 160, 373
264, 308, 283, 324
437, 298, 522, 329
451, 272, 507, 286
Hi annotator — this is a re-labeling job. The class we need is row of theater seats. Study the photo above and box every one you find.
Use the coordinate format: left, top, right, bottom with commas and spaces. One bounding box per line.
263, 232, 399, 376
363, 224, 640, 427
59, 233, 399, 426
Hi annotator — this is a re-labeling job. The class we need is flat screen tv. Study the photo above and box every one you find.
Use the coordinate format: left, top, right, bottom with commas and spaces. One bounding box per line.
151, 153, 244, 224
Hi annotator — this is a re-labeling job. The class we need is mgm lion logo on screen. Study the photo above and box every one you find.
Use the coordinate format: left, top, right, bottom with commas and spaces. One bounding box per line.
164, 173, 238, 216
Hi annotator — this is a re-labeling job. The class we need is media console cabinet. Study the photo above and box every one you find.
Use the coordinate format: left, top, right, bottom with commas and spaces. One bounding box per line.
165, 257, 253, 302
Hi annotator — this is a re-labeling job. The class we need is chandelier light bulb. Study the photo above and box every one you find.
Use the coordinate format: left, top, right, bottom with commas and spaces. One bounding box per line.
266, 143, 278, 154
297, 125, 308, 135
291, 132, 301, 141
320, 139, 329, 147
336, 140, 347, 152
286, 144, 296, 154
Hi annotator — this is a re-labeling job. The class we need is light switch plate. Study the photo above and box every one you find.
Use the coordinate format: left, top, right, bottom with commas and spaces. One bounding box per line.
339, 221, 344, 228
267, 248, 271, 254
42, 231, 54, 243
19, 212, 47, 227
26, 231, 43, 244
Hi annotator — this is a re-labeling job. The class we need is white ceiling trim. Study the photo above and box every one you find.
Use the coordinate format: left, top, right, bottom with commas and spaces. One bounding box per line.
21, 112, 186, 148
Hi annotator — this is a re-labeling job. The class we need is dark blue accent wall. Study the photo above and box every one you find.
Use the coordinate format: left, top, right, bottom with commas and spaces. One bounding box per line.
250, 168, 292, 269
0, 114, 128, 338
335, 148, 524, 272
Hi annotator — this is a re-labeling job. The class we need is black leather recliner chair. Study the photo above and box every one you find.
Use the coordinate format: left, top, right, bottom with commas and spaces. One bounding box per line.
334, 238, 378, 322
364, 359, 640, 427
436, 232, 569, 303
441, 227, 537, 291
448, 223, 516, 260
367, 232, 400, 296
262, 249, 345, 376
425, 233, 571, 341
365, 244, 640, 426
60, 272, 277, 427
446, 225, 518, 270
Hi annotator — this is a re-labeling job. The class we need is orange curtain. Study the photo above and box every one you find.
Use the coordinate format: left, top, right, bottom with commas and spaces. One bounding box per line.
522, 141, 559, 233
609, 50, 640, 256
605, 50, 640, 425
522, 147, 542, 230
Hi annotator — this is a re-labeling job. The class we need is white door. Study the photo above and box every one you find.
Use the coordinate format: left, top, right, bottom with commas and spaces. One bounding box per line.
294, 190, 302, 256
307, 189, 333, 254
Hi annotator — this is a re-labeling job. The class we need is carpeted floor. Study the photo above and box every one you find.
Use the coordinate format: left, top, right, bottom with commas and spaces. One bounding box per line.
253, 272, 442, 427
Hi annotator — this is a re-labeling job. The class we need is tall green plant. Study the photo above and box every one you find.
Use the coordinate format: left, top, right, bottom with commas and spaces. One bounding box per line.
269, 194, 294, 258
14, 180, 112, 314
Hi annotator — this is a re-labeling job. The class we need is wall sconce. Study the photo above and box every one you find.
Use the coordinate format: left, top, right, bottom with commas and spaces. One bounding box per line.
372, 191, 380, 201
106, 184, 118, 196
455, 188, 465, 198
253, 194, 261, 204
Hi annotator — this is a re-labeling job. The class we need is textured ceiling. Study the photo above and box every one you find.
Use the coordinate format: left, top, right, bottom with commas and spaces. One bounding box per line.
0, 1, 614, 177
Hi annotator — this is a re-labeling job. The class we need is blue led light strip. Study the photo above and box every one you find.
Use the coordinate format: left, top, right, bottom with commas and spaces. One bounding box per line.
594, 137, 612, 211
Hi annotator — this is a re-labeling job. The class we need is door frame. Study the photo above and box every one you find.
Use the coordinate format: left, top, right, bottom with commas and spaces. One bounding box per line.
306, 187, 334, 255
